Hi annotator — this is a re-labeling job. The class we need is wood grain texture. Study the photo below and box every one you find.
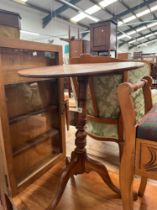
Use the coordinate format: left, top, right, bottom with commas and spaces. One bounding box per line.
12, 160, 157, 210
136, 139, 157, 180
0, 39, 65, 204
117, 76, 153, 210
18, 62, 144, 78
70, 54, 122, 64
0, 37, 62, 55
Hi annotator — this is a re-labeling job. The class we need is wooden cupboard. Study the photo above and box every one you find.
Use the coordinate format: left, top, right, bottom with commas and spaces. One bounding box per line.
0, 9, 21, 39
90, 20, 117, 53
0, 38, 65, 209
70, 40, 90, 59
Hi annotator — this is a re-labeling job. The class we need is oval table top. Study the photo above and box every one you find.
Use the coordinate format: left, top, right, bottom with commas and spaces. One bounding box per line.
18, 62, 144, 78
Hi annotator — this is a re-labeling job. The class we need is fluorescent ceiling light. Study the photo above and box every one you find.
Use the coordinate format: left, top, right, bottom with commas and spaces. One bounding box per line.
70, 0, 117, 23
137, 37, 145, 41
117, 34, 131, 40
136, 9, 150, 17
118, 21, 157, 40
71, 12, 99, 23
118, 21, 123, 26
129, 40, 136, 44
147, 22, 157, 28
14, 0, 28, 3
136, 26, 147, 32
119, 4, 157, 26
123, 15, 136, 23
129, 36, 145, 44
99, 0, 118, 8
138, 39, 157, 47
139, 43, 147, 47
151, 4, 157, 12
85, 14, 99, 22
85, 5, 101, 14
15, 0, 28, 2
127, 31, 136, 36
145, 33, 155, 38
71, 12, 87, 22
21, 30, 40, 36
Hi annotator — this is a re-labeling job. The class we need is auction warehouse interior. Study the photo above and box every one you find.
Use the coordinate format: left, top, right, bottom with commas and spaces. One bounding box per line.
1, 0, 157, 210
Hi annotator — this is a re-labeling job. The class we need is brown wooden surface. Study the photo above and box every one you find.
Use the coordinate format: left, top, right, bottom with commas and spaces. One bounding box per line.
117, 76, 153, 210
70, 40, 83, 59
136, 139, 157, 180
117, 53, 129, 60
18, 62, 144, 78
70, 54, 122, 64
0, 37, 62, 53
90, 21, 117, 52
69, 54, 123, 64
0, 39, 65, 209
11, 160, 157, 210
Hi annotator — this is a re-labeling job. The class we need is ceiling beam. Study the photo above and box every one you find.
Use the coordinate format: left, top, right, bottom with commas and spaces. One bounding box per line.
11, 0, 87, 30
118, 1, 157, 47
10, 0, 50, 13
57, 14, 89, 29
42, 0, 81, 28
89, 0, 150, 46
88, 0, 139, 41
116, 0, 157, 18
119, 29, 157, 47
129, 37, 157, 49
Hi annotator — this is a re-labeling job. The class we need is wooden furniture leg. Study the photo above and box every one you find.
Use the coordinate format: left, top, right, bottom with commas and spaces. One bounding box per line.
85, 156, 120, 193
47, 77, 120, 210
138, 177, 147, 197
120, 157, 134, 210
64, 99, 69, 131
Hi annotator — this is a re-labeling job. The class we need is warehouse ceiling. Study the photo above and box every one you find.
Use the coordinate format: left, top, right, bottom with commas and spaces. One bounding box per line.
10, 0, 157, 48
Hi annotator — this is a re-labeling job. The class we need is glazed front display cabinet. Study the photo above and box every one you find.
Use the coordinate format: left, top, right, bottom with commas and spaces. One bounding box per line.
0, 38, 65, 210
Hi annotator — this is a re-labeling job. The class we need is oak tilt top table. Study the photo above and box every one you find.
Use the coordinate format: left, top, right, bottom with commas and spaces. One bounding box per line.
18, 62, 144, 210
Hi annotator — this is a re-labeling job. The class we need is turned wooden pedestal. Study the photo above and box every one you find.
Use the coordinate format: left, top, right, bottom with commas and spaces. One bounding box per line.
18, 62, 144, 210
47, 76, 120, 209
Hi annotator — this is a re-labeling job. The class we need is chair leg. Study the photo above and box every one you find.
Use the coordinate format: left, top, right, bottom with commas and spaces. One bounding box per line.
138, 177, 147, 197
64, 100, 69, 131
120, 148, 135, 210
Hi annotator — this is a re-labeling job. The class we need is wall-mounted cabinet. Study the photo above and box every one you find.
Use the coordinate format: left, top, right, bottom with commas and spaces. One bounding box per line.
0, 38, 65, 209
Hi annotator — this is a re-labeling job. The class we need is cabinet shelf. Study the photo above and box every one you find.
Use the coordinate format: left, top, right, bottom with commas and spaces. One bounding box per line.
17, 153, 63, 186
0, 38, 65, 206
9, 105, 57, 124
13, 129, 59, 157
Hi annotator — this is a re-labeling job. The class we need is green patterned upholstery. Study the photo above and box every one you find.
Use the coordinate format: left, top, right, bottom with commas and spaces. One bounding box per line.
86, 63, 150, 140
152, 89, 157, 104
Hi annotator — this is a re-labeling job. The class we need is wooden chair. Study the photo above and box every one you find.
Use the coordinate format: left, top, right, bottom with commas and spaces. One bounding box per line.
117, 76, 157, 210
70, 54, 151, 159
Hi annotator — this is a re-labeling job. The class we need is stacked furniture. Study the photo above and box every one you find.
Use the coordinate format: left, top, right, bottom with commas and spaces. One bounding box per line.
90, 20, 117, 56
61, 27, 90, 59
0, 38, 65, 210
0, 9, 21, 39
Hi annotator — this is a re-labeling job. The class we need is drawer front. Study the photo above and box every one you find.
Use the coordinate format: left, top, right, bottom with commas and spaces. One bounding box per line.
136, 139, 157, 179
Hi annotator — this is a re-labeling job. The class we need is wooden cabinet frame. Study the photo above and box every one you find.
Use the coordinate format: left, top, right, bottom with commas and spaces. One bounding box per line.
0, 38, 65, 209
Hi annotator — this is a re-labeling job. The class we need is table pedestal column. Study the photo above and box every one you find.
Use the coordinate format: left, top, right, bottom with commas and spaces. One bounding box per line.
47, 76, 120, 210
